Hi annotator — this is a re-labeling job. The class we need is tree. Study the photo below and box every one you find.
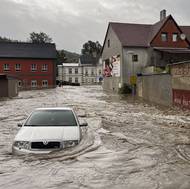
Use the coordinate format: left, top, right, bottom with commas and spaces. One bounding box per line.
81, 40, 102, 57
56, 50, 67, 65
29, 32, 52, 43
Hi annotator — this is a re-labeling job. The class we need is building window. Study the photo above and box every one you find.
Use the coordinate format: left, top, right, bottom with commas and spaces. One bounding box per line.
42, 64, 48, 71
69, 68, 72, 74
161, 32, 168, 42
69, 77, 72, 83
42, 80, 48, 87
172, 33, 178, 42
75, 68, 78, 74
92, 78, 94, 83
15, 64, 21, 71
132, 55, 138, 62
91, 69, 94, 76
3, 64, 10, 71
99, 69, 101, 75
18, 80, 22, 87
85, 69, 88, 76
108, 39, 110, 48
75, 77, 78, 83
31, 80, 37, 88
31, 64, 37, 71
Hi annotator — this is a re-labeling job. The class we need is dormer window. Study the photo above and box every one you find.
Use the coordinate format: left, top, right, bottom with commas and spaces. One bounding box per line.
172, 33, 178, 42
161, 32, 168, 42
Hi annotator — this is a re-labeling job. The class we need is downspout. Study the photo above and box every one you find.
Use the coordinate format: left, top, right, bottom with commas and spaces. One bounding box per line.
121, 46, 124, 87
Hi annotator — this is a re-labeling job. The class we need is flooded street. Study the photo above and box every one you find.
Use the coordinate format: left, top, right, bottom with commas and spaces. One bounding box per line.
0, 85, 190, 189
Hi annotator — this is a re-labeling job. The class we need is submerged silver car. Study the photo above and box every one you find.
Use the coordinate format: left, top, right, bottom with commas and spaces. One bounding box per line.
12, 107, 88, 154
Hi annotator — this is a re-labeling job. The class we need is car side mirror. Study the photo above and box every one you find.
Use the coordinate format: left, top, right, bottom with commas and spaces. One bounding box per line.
80, 122, 88, 127
17, 123, 23, 127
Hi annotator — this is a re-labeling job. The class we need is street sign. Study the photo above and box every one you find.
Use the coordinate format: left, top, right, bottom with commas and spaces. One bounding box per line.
130, 76, 137, 85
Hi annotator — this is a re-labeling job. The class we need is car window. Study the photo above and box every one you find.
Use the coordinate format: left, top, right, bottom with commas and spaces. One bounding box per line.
24, 110, 77, 126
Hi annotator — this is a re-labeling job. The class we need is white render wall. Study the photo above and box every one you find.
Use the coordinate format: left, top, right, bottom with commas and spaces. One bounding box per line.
65, 67, 82, 75
58, 63, 103, 85
123, 47, 149, 84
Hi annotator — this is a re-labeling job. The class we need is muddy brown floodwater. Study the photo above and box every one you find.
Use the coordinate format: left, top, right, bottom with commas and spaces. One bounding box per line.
0, 86, 190, 189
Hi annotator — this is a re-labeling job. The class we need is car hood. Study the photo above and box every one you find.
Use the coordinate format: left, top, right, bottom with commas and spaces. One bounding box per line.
14, 126, 80, 141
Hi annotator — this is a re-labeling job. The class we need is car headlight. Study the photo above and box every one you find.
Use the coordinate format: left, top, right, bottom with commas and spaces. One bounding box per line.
63, 140, 79, 148
14, 141, 30, 150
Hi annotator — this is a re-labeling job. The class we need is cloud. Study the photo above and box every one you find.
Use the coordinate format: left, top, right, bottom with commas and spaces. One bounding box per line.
0, 0, 189, 53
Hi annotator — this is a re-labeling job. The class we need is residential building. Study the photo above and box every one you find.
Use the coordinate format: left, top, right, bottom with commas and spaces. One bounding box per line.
57, 55, 103, 85
58, 63, 82, 85
0, 42, 57, 90
101, 10, 190, 92
79, 54, 102, 84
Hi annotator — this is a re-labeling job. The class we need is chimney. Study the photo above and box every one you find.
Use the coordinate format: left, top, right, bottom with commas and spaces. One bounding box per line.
160, 9, 166, 21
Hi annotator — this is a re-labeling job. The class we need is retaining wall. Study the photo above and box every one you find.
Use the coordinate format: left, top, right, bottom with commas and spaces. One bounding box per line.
137, 74, 172, 106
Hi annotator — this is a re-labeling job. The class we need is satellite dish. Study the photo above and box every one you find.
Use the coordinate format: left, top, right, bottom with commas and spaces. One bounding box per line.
180, 33, 186, 40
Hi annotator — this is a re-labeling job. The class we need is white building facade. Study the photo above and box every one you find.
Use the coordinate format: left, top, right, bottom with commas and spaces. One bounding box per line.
57, 58, 103, 85
58, 63, 82, 84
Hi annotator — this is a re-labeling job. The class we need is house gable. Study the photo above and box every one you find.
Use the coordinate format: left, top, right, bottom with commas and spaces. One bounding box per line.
151, 16, 190, 48
101, 23, 122, 60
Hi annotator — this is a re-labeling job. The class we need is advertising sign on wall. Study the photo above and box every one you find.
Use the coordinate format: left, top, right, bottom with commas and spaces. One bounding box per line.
103, 55, 120, 77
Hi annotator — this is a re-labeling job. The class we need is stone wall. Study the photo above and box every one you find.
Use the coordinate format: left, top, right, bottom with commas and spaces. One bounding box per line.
137, 74, 172, 106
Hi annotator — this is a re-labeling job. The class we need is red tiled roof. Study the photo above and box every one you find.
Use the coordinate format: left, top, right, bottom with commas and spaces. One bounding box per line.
109, 15, 190, 47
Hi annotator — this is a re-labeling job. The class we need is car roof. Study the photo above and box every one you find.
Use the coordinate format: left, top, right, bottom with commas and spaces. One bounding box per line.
35, 107, 73, 111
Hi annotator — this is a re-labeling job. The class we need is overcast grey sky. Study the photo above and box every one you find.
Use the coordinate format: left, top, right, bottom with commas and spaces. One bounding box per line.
0, 0, 190, 53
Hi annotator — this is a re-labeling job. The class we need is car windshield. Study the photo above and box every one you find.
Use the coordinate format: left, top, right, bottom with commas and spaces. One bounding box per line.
24, 110, 77, 126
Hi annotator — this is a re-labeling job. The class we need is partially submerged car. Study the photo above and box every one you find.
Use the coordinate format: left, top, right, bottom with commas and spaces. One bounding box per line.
12, 107, 88, 154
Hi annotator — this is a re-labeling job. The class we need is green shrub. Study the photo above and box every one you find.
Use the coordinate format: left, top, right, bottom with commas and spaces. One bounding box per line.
119, 84, 132, 94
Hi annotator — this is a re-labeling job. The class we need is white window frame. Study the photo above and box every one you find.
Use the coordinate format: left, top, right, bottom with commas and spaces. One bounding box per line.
172, 33, 178, 42
75, 68, 78, 74
91, 69, 94, 76
132, 54, 138, 62
15, 64, 21, 71
42, 80, 48, 87
161, 33, 168, 42
42, 64, 48, 71
3, 64, 10, 71
75, 77, 78, 83
18, 80, 22, 87
69, 77, 72, 83
31, 64, 37, 71
69, 68, 72, 74
31, 80, 37, 88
